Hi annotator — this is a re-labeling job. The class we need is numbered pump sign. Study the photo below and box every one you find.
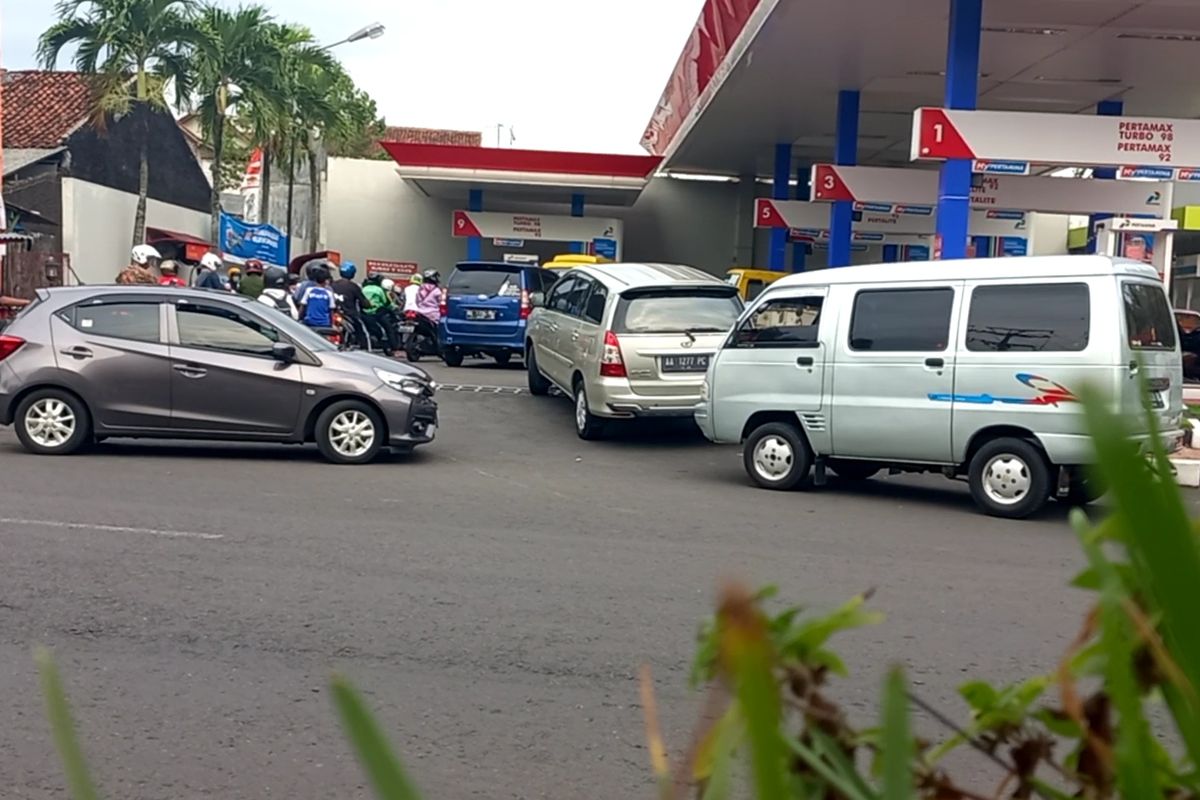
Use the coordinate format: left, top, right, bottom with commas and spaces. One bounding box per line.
911, 107, 1200, 176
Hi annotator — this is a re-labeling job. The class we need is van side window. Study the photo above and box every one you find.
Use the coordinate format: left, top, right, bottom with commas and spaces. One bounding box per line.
966, 283, 1090, 352
745, 280, 767, 301
732, 296, 823, 347
1123, 282, 1177, 350
849, 288, 953, 352
582, 283, 609, 325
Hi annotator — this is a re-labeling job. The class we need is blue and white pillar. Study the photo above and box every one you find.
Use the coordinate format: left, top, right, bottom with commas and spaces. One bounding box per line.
769, 143, 791, 270
935, 0, 983, 261
467, 188, 483, 261
793, 163, 810, 271
569, 193, 586, 254
1088, 100, 1123, 253
829, 90, 860, 267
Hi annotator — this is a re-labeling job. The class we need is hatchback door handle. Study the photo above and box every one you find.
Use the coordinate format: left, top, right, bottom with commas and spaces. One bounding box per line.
925, 357, 945, 369
59, 346, 93, 359
173, 363, 207, 378
570, 331, 580, 341
796, 356, 814, 367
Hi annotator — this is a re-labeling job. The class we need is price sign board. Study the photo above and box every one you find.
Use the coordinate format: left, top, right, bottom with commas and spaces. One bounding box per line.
911, 107, 1200, 172
756, 198, 1028, 238
810, 164, 1170, 217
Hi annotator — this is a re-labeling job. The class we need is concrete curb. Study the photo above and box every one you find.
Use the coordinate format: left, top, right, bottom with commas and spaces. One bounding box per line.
1172, 458, 1200, 488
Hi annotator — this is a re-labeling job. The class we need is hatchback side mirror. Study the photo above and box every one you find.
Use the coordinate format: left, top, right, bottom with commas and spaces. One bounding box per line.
529, 292, 545, 308
272, 342, 297, 362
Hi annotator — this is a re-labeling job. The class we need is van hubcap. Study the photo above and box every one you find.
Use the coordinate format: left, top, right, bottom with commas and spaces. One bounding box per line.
575, 389, 588, 432
753, 435, 794, 481
329, 410, 375, 458
982, 454, 1031, 505
25, 399, 76, 448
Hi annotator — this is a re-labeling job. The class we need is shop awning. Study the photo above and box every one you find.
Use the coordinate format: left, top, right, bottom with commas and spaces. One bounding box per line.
146, 227, 213, 262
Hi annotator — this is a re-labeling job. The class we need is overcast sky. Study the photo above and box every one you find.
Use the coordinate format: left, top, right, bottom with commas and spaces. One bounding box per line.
3, 0, 704, 154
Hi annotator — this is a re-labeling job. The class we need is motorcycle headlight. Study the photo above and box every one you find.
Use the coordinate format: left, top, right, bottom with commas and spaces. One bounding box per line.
375, 368, 430, 397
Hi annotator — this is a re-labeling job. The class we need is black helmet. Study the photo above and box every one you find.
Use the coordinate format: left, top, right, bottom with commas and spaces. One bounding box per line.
364, 273, 383, 285
422, 269, 441, 286
264, 266, 287, 290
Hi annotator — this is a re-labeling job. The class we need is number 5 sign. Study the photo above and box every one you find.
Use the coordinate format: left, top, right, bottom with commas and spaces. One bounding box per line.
911, 107, 1200, 171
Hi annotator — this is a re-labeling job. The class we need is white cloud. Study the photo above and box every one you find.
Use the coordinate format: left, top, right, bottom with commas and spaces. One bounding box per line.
4, 0, 706, 154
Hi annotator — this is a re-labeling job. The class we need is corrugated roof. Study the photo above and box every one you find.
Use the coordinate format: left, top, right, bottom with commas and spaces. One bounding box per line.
3, 147, 66, 176
380, 126, 482, 148
3, 71, 93, 148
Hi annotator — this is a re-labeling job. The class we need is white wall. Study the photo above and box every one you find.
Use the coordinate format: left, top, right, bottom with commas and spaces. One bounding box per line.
61, 177, 209, 285
321, 159, 744, 278
1027, 213, 1070, 256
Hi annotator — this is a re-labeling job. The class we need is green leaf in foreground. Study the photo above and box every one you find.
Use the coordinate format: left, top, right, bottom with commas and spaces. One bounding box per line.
880, 667, 912, 800
330, 673, 423, 800
35, 647, 100, 800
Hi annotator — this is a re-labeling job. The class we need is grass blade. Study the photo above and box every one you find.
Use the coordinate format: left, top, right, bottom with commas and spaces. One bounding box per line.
786, 736, 877, 800
329, 673, 423, 800
35, 647, 100, 800
880, 667, 913, 800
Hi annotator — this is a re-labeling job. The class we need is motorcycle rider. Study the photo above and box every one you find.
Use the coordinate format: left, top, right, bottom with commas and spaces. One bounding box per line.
194, 252, 227, 291
297, 264, 336, 329
401, 273, 422, 313
157, 259, 186, 287
226, 265, 243, 293
362, 273, 400, 355
238, 259, 265, 299
415, 270, 443, 324
259, 266, 299, 319
117, 244, 161, 285
331, 262, 370, 349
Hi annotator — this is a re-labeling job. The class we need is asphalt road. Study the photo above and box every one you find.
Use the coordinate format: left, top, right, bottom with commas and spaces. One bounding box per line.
1, 360, 1183, 798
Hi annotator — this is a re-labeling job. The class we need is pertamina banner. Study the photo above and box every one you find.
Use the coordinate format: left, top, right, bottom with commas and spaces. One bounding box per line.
452, 211, 623, 257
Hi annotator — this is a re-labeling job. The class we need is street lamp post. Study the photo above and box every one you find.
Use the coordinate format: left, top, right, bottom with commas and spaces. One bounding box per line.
283, 22, 385, 265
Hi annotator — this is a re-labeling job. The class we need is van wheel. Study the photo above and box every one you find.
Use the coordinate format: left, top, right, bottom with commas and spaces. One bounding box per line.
316, 400, 385, 465
828, 459, 880, 482
527, 347, 551, 396
14, 389, 91, 456
968, 438, 1051, 519
1061, 468, 1107, 506
443, 347, 463, 368
744, 422, 812, 491
573, 380, 606, 440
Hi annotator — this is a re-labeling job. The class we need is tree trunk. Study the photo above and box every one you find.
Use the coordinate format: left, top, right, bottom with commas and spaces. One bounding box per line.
209, 106, 226, 245
131, 101, 150, 248
260, 148, 271, 225
307, 135, 320, 253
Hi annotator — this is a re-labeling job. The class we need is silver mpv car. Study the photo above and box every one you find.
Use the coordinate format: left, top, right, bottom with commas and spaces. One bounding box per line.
0, 286, 438, 463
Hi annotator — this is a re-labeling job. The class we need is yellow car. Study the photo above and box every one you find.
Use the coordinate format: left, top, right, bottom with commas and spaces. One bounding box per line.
724, 267, 785, 301
545, 254, 608, 269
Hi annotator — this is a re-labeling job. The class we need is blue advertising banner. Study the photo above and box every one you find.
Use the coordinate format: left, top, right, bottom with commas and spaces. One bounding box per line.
219, 213, 288, 266
592, 238, 618, 260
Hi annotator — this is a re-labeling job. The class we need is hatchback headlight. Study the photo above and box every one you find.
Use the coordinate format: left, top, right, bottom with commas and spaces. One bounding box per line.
375, 367, 430, 397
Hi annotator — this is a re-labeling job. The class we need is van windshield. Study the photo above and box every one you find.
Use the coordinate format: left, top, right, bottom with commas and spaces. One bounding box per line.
448, 268, 521, 297
1123, 282, 1176, 350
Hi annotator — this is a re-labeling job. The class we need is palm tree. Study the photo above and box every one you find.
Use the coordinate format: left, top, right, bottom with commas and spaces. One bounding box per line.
190, 3, 279, 243
38, 0, 198, 249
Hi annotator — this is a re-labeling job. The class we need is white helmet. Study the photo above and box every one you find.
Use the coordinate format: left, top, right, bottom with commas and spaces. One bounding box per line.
381, 278, 395, 292
200, 252, 222, 271
131, 244, 161, 266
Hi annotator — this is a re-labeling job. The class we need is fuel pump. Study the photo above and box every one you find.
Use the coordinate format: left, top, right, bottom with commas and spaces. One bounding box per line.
1094, 217, 1178, 290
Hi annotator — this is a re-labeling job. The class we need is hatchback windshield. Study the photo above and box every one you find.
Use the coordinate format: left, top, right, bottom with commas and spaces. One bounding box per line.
449, 268, 522, 297
262, 303, 337, 351
614, 291, 742, 334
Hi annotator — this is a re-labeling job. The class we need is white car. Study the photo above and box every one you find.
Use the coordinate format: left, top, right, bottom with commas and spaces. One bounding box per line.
525, 263, 743, 439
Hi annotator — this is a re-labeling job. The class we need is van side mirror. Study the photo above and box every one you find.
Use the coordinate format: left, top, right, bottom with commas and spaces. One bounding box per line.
272, 342, 297, 362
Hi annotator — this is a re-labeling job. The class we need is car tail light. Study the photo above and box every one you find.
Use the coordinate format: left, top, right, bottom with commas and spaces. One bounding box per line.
439, 289, 448, 318
0, 334, 25, 361
599, 330, 626, 378
519, 289, 532, 320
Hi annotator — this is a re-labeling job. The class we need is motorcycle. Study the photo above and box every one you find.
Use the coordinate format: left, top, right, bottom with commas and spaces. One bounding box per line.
402, 310, 440, 362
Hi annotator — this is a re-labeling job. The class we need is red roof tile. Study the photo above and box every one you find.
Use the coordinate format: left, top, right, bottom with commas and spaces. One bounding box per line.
380, 126, 482, 148
3, 71, 94, 149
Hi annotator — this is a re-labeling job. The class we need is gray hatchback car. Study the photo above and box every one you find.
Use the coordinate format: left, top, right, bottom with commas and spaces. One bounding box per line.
0, 286, 438, 463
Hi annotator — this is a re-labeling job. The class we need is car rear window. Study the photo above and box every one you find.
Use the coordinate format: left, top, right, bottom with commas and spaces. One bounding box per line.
613, 290, 742, 334
448, 267, 522, 297
1123, 281, 1177, 350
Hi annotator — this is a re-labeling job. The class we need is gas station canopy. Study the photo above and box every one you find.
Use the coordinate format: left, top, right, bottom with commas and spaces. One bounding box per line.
380, 142, 662, 206
648, 0, 1200, 176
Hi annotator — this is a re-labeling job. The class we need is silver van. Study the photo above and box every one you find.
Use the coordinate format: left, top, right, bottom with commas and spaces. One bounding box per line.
695, 255, 1184, 518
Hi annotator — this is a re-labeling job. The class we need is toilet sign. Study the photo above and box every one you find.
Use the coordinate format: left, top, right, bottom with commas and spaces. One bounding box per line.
912, 107, 1200, 172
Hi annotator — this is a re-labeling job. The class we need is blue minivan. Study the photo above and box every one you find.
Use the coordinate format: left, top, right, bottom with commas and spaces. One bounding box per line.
438, 262, 560, 367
